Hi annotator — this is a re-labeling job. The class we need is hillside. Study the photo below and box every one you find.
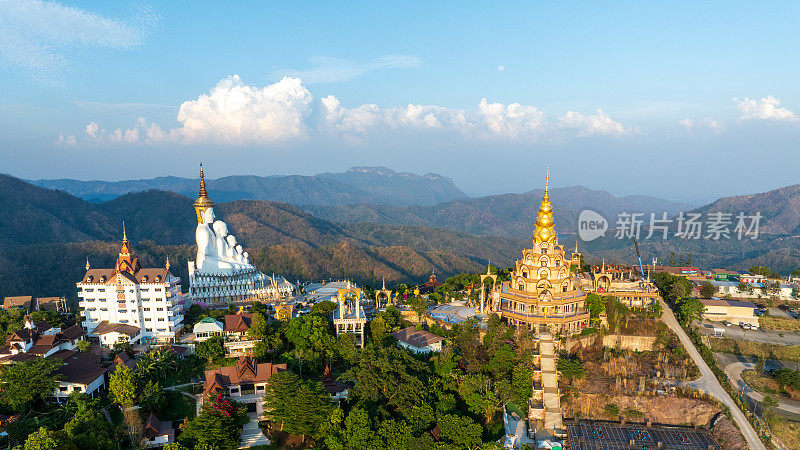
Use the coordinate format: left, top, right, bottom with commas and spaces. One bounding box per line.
32, 166, 468, 206
304, 185, 693, 239
694, 184, 800, 235
0, 176, 521, 299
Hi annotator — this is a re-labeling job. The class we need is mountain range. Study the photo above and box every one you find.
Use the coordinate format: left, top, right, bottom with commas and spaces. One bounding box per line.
32, 166, 468, 206
0, 174, 520, 299
7, 167, 800, 300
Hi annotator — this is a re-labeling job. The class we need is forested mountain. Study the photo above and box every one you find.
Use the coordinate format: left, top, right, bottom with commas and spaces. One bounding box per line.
304, 185, 693, 239
32, 166, 468, 206
0, 175, 520, 299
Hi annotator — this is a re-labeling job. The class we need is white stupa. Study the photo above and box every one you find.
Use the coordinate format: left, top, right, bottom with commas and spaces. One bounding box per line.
188, 164, 294, 305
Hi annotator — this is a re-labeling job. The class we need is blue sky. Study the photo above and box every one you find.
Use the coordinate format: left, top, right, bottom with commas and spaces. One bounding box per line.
1, 1, 800, 203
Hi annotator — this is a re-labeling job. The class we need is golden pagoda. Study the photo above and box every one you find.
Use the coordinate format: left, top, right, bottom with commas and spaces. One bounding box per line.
193, 163, 214, 223
495, 170, 590, 335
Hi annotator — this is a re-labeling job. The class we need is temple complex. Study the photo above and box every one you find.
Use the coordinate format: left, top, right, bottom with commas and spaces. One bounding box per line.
494, 171, 590, 335
188, 165, 294, 305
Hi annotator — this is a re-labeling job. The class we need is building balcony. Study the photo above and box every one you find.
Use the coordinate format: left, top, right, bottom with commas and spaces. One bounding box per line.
501, 309, 590, 324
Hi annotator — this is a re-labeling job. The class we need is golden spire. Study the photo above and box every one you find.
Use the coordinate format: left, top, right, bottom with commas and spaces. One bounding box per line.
120, 221, 131, 256
533, 168, 556, 244
122, 220, 127, 242
194, 163, 214, 223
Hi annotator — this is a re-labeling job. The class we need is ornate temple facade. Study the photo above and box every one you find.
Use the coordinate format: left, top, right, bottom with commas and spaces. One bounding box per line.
494, 172, 590, 335
188, 165, 294, 305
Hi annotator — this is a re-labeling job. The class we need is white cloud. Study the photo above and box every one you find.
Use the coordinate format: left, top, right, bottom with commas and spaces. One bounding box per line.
56, 133, 76, 146
175, 75, 313, 144
478, 99, 547, 140
734, 95, 798, 121
0, 0, 154, 74
78, 75, 633, 145
679, 117, 725, 134
559, 110, 628, 137
272, 54, 421, 83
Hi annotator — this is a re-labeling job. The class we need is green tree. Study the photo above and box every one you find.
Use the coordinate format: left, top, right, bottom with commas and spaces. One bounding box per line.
263, 371, 301, 431
286, 314, 336, 375
698, 281, 718, 298
749, 266, 775, 278
179, 394, 248, 450
109, 363, 136, 407
438, 414, 483, 449
557, 355, 585, 380
676, 298, 705, 326
22, 426, 59, 450
62, 394, 116, 449
409, 296, 428, 323
139, 380, 166, 412
246, 311, 269, 340
195, 336, 224, 363
585, 293, 606, 320
76, 339, 90, 352
286, 381, 333, 443
737, 282, 754, 295
0, 357, 62, 411
343, 408, 376, 450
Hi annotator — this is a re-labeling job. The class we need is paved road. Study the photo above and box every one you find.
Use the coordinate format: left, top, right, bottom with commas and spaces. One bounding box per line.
723, 360, 800, 419
658, 298, 766, 450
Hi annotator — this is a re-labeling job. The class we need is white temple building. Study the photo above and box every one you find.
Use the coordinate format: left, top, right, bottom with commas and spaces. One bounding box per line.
188, 165, 294, 305
78, 225, 185, 344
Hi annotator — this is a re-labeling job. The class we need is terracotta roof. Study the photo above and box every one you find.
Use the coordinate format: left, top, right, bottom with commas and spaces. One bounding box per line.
61, 324, 85, 341
144, 413, 173, 440
393, 326, 445, 349
91, 321, 140, 337
203, 355, 286, 394
2, 296, 32, 310
55, 351, 108, 385
80, 268, 171, 285
114, 352, 137, 369
223, 314, 253, 333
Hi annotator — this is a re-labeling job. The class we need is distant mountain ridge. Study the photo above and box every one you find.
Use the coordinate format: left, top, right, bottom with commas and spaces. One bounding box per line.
32, 166, 468, 206
304, 186, 694, 240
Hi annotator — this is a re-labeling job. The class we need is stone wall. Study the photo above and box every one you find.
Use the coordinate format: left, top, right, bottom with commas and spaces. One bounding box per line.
566, 333, 656, 352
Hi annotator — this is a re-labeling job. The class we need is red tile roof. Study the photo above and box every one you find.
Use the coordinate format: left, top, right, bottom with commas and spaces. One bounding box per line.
393, 326, 445, 348
223, 314, 253, 333
203, 355, 286, 394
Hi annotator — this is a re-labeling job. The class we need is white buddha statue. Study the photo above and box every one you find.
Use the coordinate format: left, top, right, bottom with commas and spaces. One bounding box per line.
195, 207, 217, 271
192, 166, 254, 273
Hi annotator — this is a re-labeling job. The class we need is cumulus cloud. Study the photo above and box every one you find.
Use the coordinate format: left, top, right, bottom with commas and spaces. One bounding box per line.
734, 95, 798, 121
272, 54, 421, 83
559, 109, 628, 137
176, 75, 313, 143
77, 75, 633, 145
0, 0, 155, 74
679, 117, 725, 134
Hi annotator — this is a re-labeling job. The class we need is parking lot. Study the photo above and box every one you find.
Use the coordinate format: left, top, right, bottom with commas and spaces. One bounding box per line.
697, 321, 800, 346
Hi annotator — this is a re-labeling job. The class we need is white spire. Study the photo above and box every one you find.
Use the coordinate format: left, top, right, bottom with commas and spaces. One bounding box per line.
85, 257, 90, 271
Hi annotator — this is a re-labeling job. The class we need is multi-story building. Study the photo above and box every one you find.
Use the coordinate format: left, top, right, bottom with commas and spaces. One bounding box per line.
77, 227, 185, 345
494, 171, 590, 335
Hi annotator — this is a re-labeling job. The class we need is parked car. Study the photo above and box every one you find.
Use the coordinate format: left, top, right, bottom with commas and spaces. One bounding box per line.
723, 321, 732, 327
